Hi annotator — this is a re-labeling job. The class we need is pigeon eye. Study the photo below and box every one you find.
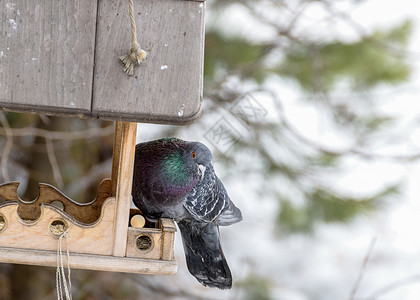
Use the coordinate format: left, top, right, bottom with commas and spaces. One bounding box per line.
191, 152, 196, 159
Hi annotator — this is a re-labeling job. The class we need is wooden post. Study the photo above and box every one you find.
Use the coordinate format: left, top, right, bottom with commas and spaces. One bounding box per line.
160, 218, 176, 261
111, 122, 137, 257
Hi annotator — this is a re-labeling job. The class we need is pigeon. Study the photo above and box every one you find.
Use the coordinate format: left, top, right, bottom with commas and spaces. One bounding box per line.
132, 138, 242, 289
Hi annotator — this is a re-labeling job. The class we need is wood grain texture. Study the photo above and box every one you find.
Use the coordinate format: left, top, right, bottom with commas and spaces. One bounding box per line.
0, 0, 205, 124
0, 198, 116, 255
0, 0, 97, 115
126, 227, 163, 259
0, 197, 177, 264
126, 217, 176, 260
111, 122, 137, 256
93, 0, 205, 124
160, 218, 176, 261
0, 179, 112, 224
0, 247, 177, 275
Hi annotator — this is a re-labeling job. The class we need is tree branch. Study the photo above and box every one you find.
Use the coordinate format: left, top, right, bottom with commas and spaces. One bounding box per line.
0, 112, 13, 182
0, 125, 114, 141
349, 237, 377, 300
366, 274, 420, 299
45, 135, 63, 189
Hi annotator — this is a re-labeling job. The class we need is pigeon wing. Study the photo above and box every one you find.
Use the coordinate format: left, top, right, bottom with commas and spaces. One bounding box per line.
185, 164, 242, 225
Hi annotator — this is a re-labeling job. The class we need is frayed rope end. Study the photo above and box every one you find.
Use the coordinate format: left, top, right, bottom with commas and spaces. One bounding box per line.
119, 42, 147, 76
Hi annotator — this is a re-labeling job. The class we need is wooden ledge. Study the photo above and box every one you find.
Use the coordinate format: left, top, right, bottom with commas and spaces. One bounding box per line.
0, 247, 177, 275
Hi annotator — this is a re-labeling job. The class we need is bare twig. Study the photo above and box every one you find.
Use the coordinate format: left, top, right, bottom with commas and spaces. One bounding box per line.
0, 112, 13, 182
269, 89, 420, 163
366, 274, 420, 299
66, 158, 112, 197
322, 0, 420, 60
45, 135, 64, 189
0, 125, 114, 141
349, 237, 377, 300
0, 117, 114, 195
241, 0, 309, 37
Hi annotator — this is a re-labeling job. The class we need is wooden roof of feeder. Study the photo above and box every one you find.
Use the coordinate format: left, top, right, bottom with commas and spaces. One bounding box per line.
0, 0, 205, 124
0, 0, 206, 275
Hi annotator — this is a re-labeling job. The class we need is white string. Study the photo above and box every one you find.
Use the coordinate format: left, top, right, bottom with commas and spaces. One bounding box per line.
56, 220, 74, 300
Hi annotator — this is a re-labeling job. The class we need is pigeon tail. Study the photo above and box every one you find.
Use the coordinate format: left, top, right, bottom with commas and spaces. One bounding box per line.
177, 219, 232, 289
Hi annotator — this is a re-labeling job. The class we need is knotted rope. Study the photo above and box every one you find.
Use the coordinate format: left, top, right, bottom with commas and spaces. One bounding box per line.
120, 0, 147, 76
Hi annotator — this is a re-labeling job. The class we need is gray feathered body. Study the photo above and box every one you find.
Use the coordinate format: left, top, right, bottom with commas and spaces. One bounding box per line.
132, 138, 242, 289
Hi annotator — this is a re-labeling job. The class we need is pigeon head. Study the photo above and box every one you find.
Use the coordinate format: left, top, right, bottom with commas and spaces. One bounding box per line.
185, 142, 212, 165
136, 139, 213, 200
183, 142, 211, 180
162, 141, 212, 182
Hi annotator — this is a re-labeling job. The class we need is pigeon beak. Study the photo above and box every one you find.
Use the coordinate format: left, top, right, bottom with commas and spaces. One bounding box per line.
198, 164, 206, 180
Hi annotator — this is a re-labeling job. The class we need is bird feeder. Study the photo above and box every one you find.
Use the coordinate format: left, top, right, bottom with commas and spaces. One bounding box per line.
0, 0, 205, 275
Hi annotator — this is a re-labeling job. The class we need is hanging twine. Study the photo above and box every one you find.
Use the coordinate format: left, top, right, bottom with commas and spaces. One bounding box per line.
56, 220, 74, 300
119, 0, 147, 76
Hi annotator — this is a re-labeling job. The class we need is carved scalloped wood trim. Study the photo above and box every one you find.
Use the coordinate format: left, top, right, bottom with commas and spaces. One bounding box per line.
0, 179, 112, 225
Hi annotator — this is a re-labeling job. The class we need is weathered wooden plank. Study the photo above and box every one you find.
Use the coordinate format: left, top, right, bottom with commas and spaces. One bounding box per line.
111, 122, 137, 256
0, 1, 97, 115
0, 197, 177, 262
0, 0, 205, 123
0, 247, 177, 275
160, 218, 176, 261
92, 0, 205, 124
0, 199, 117, 255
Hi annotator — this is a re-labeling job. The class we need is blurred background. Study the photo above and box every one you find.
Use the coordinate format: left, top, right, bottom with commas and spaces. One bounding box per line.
2, 0, 420, 299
